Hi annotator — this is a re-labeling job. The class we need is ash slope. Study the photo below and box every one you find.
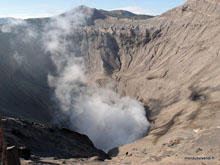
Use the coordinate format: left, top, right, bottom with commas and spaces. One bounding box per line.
94, 0, 220, 164
0, 0, 220, 164
59, 0, 220, 164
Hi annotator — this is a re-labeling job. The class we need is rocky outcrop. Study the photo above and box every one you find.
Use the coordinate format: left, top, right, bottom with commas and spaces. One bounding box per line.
0, 118, 7, 164
1, 117, 108, 162
7, 146, 20, 165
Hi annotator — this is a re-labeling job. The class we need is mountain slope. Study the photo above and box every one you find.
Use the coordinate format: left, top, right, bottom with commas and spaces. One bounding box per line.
59, 1, 220, 164
92, 0, 220, 164
0, 1, 220, 164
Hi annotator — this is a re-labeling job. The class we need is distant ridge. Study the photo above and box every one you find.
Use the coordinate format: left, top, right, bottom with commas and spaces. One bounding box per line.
61, 5, 154, 22
0, 6, 153, 24
99, 9, 154, 20
0, 17, 17, 24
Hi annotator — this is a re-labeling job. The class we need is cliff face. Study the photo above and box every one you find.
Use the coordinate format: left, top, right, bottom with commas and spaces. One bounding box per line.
2, 117, 107, 158
1, 117, 108, 164
0, 0, 220, 164
0, 30, 54, 123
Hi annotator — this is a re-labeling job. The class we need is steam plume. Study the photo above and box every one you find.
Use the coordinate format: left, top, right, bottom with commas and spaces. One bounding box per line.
43, 7, 150, 151
1, 6, 150, 152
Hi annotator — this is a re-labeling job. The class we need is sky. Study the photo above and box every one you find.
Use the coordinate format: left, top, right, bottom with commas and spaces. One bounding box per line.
0, 0, 187, 19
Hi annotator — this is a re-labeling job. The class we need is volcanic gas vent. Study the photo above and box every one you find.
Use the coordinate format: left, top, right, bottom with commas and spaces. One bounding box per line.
43, 7, 150, 151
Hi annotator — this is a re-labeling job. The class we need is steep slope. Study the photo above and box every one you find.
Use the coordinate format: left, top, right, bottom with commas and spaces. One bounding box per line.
0, 29, 55, 123
87, 0, 220, 164
1, 117, 107, 163
0, 1, 220, 164
55, 1, 219, 164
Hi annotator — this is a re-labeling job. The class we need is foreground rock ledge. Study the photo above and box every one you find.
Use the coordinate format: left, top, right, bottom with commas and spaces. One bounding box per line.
1, 117, 108, 163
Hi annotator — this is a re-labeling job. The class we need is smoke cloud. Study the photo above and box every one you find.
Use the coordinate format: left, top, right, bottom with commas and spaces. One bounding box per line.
13, 51, 23, 65
1, 6, 150, 152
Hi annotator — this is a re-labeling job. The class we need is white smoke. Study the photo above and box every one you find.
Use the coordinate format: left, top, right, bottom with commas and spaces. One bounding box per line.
1, 6, 150, 152
13, 51, 23, 65
1, 19, 38, 44
1, 19, 26, 33
43, 7, 150, 152
67, 87, 149, 151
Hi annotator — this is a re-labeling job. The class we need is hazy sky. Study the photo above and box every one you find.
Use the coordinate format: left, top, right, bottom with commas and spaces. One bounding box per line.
0, 0, 187, 18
